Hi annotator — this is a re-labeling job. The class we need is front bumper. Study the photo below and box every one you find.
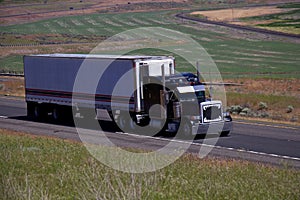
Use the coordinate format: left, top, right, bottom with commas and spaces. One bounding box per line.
192, 120, 233, 135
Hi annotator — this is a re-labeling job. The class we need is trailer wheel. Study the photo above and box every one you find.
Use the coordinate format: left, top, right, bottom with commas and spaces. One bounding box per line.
31, 104, 45, 120
52, 106, 60, 122
27, 102, 34, 119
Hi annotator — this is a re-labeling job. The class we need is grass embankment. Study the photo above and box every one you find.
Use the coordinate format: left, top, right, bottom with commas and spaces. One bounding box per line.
224, 78, 300, 123
0, 129, 299, 199
226, 92, 300, 123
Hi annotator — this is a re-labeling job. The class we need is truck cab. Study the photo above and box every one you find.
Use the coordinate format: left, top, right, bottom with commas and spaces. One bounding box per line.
135, 71, 232, 137
173, 76, 232, 137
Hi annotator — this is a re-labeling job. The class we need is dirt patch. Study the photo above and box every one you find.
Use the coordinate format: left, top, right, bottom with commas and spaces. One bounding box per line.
0, 76, 24, 97
191, 6, 287, 22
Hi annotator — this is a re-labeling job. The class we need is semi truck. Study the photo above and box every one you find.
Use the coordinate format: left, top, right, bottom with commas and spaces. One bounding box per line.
24, 54, 232, 137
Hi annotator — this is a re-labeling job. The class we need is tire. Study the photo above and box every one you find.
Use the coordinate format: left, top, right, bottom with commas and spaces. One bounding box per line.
220, 131, 230, 137
177, 119, 194, 140
118, 113, 136, 133
118, 114, 128, 131
52, 106, 62, 122
27, 102, 34, 119
32, 104, 46, 120
117, 113, 144, 134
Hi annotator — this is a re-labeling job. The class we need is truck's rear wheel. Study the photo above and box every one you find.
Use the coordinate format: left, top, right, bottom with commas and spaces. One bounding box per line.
118, 114, 127, 131
118, 114, 135, 133
117, 113, 146, 134
52, 106, 61, 122
29, 104, 46, 120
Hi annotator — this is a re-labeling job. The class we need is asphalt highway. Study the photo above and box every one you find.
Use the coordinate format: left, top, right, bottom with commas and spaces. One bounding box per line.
0, 96, 299, 168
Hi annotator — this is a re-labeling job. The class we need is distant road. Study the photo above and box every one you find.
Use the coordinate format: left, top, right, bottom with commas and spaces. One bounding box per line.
0, 96, 299, 168
175, 13, 300, 39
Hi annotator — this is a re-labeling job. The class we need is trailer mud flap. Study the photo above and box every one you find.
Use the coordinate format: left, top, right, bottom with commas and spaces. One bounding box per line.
96, 109, 112, 121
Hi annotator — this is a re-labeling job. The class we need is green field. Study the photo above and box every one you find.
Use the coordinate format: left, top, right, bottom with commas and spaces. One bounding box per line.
1, 130, 299, 199
1, 9, 300, 78
0, 55, 23, 73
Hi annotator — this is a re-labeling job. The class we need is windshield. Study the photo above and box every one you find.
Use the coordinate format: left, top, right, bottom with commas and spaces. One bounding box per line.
195, 91, 205, 102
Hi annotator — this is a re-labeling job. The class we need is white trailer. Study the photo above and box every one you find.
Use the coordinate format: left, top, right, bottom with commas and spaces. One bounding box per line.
24, 54, 232, 137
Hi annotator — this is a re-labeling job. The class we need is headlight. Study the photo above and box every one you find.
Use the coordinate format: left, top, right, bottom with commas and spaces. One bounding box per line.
223, 112, 230, 117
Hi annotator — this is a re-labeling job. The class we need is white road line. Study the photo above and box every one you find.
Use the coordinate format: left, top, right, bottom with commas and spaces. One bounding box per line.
116, 131, 300, 162
0, 116, 8, 119
234, 121, 299, 130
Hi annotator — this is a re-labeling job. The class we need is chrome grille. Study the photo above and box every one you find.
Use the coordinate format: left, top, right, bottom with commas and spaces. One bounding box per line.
202, 103, 222, 123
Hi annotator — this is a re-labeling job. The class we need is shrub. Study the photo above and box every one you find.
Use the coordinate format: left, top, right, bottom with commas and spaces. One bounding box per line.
258, 102, 268, 110
0, 84, 4, 91
286, 105, 294, 113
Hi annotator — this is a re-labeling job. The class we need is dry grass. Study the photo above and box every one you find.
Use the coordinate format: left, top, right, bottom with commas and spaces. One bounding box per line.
0, 77, 24, 97
225, 78, 300, 98
191, 6, 285, 22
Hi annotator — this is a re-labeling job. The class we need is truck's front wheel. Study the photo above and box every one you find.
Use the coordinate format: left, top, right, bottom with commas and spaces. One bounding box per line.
177, 119, 193, 140
220, 131, 230, 137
